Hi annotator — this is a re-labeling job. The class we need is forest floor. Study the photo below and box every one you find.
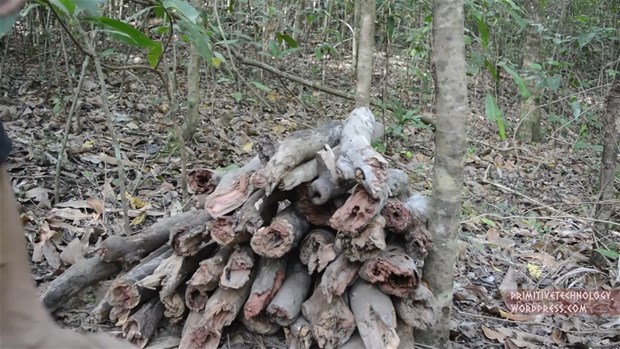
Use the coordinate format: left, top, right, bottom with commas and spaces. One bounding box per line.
0, 46, 618, 349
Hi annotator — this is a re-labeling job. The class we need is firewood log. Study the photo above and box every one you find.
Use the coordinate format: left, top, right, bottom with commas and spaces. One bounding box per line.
279, 159, 319, 191
208, 216, 249, 246
308, 145, 344, 205
358, 245, 419, 297
335, 214, 386, 262
122, 297, 165, 348
219, 245, 255, 289
349, 279, 400, 349
109, 305, 131, 327
239, 311, 281, 335
251, 207, 310, 258
295, 183, 339, 227
185, 246, 233, 311
382, 193, 429, 234
319, 254, 360, 303
266, 259, 311, 326
232, 189, 282, 234
329, 184, 386, 234
405, 223, 432, 263
302, 289, 356, 349
161, 290, 186, 321
396, 320, 415, 349
99, 210, 209, 263
170, 223, 209, 257
339, 333, 364, 349
386, 169, 410, 200
188, 168, 221, 195
285, 316, 313, 349
42, 255, 121, 312
251, 120, 343, 195
205, 156, 262, 218
244, 257, 287, 318
393, 283, 436, 330
299, 229, 336, 274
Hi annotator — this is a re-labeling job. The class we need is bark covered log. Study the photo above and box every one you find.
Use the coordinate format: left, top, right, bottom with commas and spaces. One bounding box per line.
329, 184, 385, 234
232, 189, 283, 234
42, 255, 121, 312
358, 245, 419, 297
319, 254, 360, 303
122, 297, 165, 348
349, 279, 400, 349
251, 120, 343, 195
301, 289, 356, 349
394, 283, 436, 330
99, 210, 209, 263
219, 245, 255, 289
299, 229, 336, 274
339, 334, 365, 349
178, 271, 255, 349
244, 257, 287, 318
266, 259, 312, 326
161, 290, 186, 321
279, 159, 319, 191
170, 224, 208, 257
308, 145, 346, 205
188, 168, 221, 195
109, 305, 131, 326
251, 206, 310, 258
205, 156, 262, 218
335, 214, 386, 262
185, 246, 233, 311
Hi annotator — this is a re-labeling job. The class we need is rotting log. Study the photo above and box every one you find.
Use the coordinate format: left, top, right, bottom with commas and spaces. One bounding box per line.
358, 245, 419, 297
205, 156, 262, 218
396, 320, 415, 349
299, 229, 336, 274
42, 255, 121, 312
339, 334, 365, 349
208, 216, 248, 246
161, 290, 186, 321
405, 223, 433, 263
219, 245, 255, 289
108, 246, 173, 309
251, 120, 343, 195
251, 206, 310, 258
335, 214, 386, 262
302, 289, 356, 349
109, 305, 131, 327
319, 254, 360, 303
381, 199, 414, 234
386, 169, 410, 200
349, 279, 400, 349
122, 297, 165, 348
308, 145, 344, 205
188, 168, 221, 195
266, 260, 312, 326
185, 246, 233, 311
170, 223, 209, 257
285, 316, 313, 349
329, 184, 385, 234
336, 108, 389, 201
295, 183, 339, 227
98, 210, 209, 263
244, 257, 287, 318
279, 159, 320, 191
394, 283, 436, 330
178, 271, 255, 349
240, 311, 281, 335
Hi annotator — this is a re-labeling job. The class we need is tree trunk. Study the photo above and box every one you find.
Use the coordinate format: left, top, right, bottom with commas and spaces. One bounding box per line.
355, 0, 375, 107
517, 0, 542, 142
183, 0, 202, 140
292, 0, 305, 42
414, 0, 468, 346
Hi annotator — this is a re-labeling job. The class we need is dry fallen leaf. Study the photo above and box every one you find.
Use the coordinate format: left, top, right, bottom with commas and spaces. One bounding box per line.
482, 326, 506, 341
49, 207, 91, 221
59, 237, 86, 265
24, 186, 52, 209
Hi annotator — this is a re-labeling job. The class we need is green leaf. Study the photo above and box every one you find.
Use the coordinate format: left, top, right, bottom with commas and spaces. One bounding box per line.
506, 9, 526, 30
485, 94, 506, 140
163, 0, 199, 23
498, 62, 530, 99
90, 17, 156, 48
275, 32, 298, 48
474, 15, 489, 49
594, 248, 619, 260
480, 218, 497, 227
386, 15, 395, 42
147, 43, 163, 67
577, 31, 596, 49
0, 12, 19, 38
484, 59, 498, 81
176, 19, 211, 62
373, 142, 386, 153
49, 0, 76, 16
249, 81, 272, 92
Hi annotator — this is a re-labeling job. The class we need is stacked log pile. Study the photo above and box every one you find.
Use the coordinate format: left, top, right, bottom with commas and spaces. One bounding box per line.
41, 107, 437, 349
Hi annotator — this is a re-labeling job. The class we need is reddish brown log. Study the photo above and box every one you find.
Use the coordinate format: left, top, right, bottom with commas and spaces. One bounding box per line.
250, 120, 343, 195
232, 189, 281, 234
122, 297, 165, 348
335, 215, 386, 262
178, 271, 255, 349
108, 247, 173, 309
185, 246, 233, 311
42, 255, 121, 312
349, 279, 400, 349
205, 156, 262, 218
394, 283, 436, 330
285, 316, 313, 349
188, 168, 221, 195
319, 254, 360, 303
358, 245, 419, 297
295, 183, 339, 227
299, 229, 336, 274
170, 223, 209, 257
208, 216, 249, 246
109, 305, 131, 326
243, 257, 287, 318
329, 185, 385, 234
251, 207, 310, 258
301, 289, 356, 349
219, 245, 255, 289
240, 311, 281, 335
99, 210, 209, 263
381, 199, 414, 234
266, 260, 312, 326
